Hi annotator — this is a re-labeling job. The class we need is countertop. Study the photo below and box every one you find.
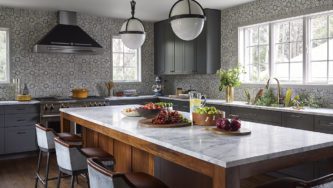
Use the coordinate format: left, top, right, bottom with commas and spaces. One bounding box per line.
0, 100, 40, 105
61, 105, 333, 168
106, 95, 333, 117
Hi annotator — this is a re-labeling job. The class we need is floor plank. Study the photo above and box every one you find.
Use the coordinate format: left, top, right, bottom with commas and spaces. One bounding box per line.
0, 154, 275, 188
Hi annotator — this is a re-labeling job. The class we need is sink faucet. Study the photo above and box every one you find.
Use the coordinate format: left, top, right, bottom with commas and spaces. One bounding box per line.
265, 78, 281, 105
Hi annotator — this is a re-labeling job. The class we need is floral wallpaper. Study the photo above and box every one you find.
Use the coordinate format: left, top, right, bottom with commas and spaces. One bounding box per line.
164, 0, 333, 108
0, 7, 155, 100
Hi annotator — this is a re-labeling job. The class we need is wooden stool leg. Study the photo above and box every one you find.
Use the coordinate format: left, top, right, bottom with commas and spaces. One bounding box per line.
44, 152, 51, 188
34, 150, 43, 188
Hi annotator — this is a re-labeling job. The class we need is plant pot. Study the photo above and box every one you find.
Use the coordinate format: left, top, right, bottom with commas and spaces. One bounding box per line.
192, 112, 225, 126
225, 86, 234, 103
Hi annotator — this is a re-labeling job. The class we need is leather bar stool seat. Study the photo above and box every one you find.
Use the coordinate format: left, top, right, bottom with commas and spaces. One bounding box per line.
54, 137, 115, 188
35, 124, 82, 188
88, 157, 168, 188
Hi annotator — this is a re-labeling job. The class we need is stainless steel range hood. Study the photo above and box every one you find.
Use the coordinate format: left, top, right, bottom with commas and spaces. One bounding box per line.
33, 11, 104, 55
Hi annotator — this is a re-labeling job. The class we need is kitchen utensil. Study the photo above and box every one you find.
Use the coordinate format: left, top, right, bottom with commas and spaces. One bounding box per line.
152, 76, 163, 96
138, 118, 191, 128
105, 81, 114, 97
72, 88, 89, 99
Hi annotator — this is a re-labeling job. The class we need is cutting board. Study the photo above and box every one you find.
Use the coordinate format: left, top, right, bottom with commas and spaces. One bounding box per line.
206, 127, 251, 136
138, 118, 191, 128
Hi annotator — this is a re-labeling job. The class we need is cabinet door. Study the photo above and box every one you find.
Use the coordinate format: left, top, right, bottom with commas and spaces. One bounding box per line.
5, 126, 37, 154
0, 128, 4, 154
154, 22, 166, 75
5, 113, 39, 128
174, 36, 184, 74
282, 113, 314, 131
0, 114, 4, 128
164, 24, 175, 74
184, 40, 196, 74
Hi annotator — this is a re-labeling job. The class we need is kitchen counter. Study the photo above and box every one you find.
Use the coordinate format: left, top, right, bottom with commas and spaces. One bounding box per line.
106, 95, 333, 117
60, 105, 333, 168
0, 100, 40, 105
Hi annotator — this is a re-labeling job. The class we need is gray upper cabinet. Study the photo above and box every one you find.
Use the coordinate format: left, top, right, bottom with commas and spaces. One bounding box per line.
196, 9, 221, 74
154, 9, 221, 75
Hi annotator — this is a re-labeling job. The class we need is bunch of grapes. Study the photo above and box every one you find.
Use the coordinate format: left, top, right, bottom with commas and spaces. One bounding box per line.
216, 117, 241, 131
152, 110, 186, 124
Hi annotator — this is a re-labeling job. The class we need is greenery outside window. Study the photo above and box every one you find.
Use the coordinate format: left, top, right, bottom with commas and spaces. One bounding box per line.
0, 28, 9, 84
112, 36, 141, 82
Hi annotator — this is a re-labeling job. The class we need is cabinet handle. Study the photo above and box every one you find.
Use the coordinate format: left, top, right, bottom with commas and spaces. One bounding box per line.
290, 114, 302, 118
17, 131, 27, 135
16, 119, 26, 122
15, 108, 25, 111
229, 114, 239, 118
327, 122, 333, 126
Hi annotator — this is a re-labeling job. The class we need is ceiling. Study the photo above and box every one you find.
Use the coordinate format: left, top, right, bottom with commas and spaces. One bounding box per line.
0, 0, 255, 22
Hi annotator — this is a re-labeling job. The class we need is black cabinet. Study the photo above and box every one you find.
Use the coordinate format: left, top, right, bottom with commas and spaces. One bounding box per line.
230, 107, 282, 125
108, 98, 158, 106
0, 128, 3, 154
154, 9, 221, 75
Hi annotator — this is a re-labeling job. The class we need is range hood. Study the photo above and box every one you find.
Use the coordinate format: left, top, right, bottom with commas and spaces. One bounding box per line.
33, 11, 104, 55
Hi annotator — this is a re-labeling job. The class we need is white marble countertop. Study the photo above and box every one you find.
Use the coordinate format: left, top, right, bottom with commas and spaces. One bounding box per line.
0, 100, 40, 105
61, 105, 333, 168
105, 95, 333, 117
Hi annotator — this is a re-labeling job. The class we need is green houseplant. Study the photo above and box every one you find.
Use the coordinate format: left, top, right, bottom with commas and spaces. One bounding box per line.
217, 67, 242, 103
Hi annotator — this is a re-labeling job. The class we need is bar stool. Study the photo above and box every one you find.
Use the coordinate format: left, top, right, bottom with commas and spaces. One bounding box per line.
35, 124, 82, 188
54, 137, 115, 188
87, 157, 168, 188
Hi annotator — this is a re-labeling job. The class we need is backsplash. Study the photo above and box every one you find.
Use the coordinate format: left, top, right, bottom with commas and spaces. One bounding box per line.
163, 0, 333, 108
0, 7, 155, 100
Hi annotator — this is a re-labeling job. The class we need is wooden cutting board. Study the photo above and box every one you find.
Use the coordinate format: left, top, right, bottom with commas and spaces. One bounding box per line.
206, 127, 251, 136
138, 118, 191, 128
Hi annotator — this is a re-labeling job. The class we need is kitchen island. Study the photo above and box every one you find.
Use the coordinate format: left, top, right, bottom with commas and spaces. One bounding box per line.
60, 105, 333, 188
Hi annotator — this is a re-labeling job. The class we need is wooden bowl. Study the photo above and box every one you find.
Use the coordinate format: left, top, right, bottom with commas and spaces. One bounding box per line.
137, 108, 161, 119
192, 112, 225, 126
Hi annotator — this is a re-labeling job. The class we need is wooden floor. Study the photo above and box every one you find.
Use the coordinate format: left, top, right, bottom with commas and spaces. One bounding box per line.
0, 153, 275, 188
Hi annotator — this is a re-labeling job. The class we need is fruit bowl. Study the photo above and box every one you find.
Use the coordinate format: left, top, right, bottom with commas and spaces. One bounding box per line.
192, 112, 225, 126
137, 108, 161, 119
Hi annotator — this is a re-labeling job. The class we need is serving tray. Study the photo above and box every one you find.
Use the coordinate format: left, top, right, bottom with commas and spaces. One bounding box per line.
206, 127, 251, 136
138, 118, 191, 128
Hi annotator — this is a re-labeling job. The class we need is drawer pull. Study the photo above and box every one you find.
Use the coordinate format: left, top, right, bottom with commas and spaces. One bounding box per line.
326, 122, 333, 126
229, 114, 240, 118
17, 131, 27, 135
290, 114, 302, 118
16, 119, 26, 122
15, 108, 25, 111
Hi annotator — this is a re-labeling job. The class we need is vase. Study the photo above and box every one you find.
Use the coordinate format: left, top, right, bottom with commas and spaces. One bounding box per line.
225, 86, 234, 103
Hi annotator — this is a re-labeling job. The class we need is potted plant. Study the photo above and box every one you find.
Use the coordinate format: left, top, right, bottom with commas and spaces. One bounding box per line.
217, 67, 242, 103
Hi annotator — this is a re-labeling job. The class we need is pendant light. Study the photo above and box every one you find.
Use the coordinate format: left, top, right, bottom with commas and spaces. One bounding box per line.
119, 0, 146, 49
169, 0, 206, 41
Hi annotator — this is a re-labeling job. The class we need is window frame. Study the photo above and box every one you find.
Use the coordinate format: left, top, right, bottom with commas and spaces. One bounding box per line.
111, 36, 142, 83
0, 28, 10, 84
238, 10, 333, 85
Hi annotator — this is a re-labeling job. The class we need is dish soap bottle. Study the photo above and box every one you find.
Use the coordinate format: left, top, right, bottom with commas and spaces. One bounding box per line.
22, 83, 29, 95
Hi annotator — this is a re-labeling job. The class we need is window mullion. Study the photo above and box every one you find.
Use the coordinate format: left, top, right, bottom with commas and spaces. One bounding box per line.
303, 16, 309, 84
327, 16, 330, 82
269, 23, 274, 79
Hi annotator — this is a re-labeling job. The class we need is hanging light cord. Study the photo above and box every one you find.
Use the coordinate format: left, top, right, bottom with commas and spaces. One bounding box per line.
131, 0, 136, 18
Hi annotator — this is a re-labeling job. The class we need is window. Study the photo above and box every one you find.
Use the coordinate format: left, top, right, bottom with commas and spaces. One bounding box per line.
112, 37, 141, 82
239, 11, 333, 85
239, 25, 269, 83
274, 19, 303, 82
309, 15, 333, 82
0, 28, 9, 83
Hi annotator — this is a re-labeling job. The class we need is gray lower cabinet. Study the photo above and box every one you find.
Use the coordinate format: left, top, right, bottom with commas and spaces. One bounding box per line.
0, 128, 4, 154
230, 107, 282, 125
314, 116, 333, 177
0, 104, 39, 155
281, 112, 314, 131
5, 126, 37, 154
211, 105, 230, 117
159, 99, 190, 112
109, 98, 158, 106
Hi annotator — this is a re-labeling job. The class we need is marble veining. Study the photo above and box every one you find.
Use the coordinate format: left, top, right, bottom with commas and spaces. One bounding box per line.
61, 105, 333, 168
0, 100, 39, 105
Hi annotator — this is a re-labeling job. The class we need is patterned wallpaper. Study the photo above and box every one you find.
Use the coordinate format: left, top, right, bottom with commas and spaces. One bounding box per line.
164, 0, 333, 108
0, 7, 155, 100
